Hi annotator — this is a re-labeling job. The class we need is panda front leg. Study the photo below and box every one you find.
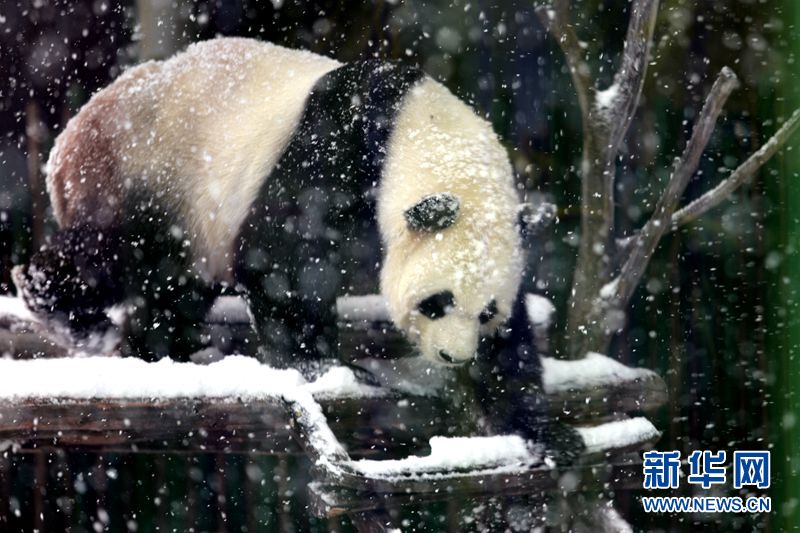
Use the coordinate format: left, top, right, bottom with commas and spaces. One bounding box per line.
473, 288, 585, 465
123, 271, 218, 362
12, 226, 125, 353
235, 236, 340, 372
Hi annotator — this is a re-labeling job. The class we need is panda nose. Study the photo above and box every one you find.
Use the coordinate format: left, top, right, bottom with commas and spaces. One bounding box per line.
438, 350, 456, 364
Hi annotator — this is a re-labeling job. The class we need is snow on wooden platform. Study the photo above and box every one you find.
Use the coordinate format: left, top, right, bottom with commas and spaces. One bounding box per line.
525, 294, 555, 327
344, 417, 658, 482
542, 353, 667, 420
0, 355, 384, 401
576, 417, 660, 456
542, 352, 658, 393
0, 333, 661, 519
350, 435, 541, 479
0, 291, 667, 418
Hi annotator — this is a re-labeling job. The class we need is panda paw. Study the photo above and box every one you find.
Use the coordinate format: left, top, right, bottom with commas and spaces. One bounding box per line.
12, 263, 58, 319
13, 264, 119, 355
529, 420, 586, 467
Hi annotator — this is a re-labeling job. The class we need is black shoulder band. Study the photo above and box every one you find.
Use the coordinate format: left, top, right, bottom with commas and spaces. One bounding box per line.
279, 60, 424, 190
312, 60, 425, 181
235, 60, 424, 272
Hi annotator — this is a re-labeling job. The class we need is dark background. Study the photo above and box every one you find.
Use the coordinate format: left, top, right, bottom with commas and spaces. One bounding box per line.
0, 0, 794, 530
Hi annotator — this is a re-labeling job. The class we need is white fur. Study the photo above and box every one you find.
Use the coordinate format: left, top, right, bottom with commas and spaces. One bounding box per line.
378, 78, 523, 363
130, 39, 340, 280
48, 38, 340, 281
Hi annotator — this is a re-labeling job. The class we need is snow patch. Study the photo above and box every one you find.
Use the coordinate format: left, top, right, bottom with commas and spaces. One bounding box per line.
206, 295, 251, 324
336, 295, 391, 323
576, 417, 660, 455
542, 352, 656, 393
595, 83, 620, 109
0, 295, 35, 322
525, 294, 555, 327
599, 277, 619, 299
348, 418, 658, 480
349, 435, 541, 479
206, 295, 392, 324
304, 366, 387, 400
0, 355, 383, 401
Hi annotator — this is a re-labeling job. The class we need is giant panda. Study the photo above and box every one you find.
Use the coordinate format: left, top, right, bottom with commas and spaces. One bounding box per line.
13, 38, 554, 442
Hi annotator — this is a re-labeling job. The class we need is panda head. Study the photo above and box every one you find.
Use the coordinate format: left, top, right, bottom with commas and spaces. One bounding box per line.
380, 189, 524, 366
377, 77, 525, 366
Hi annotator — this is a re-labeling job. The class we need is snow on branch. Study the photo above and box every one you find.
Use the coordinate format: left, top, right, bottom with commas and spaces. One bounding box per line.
535, 0, 659, 156
613, 81, 800, 305
617, 102, 800, 259
613, 67, 739, 306
537, 0, 800, 358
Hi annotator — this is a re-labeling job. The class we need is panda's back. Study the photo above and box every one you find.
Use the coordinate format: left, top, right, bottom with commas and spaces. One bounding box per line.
47, 38, 340, 280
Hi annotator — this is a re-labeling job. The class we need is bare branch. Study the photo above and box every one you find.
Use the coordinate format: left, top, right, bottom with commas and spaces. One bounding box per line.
616, 107, 800, 253
603, 0, 660, 150
537, 0, 661, 358
535, 0, 592, 121
673, 107, 800, 226
613, 67, 740, 306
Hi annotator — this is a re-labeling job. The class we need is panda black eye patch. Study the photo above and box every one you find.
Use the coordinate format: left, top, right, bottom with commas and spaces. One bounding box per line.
416, 291, 455, 320
479, 299, 498, 324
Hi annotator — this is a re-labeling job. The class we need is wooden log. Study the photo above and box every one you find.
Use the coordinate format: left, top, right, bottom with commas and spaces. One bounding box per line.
546, 371, 668, 422
0, 386, 663, 455
308, 453, 643, 519
0, 396, 455, 456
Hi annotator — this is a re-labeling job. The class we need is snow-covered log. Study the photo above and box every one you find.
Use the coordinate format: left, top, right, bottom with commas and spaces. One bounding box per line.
0, 357, 660, 478
0, 330, 662, 527
308, 418, 657, 519
0, 357, 398, 455
543, 352, 667, 421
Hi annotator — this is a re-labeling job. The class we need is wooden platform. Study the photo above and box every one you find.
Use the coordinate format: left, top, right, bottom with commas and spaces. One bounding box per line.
0, 293, 667, 531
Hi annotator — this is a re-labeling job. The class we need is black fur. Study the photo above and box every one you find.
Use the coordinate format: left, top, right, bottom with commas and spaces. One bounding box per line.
14, 227, 124, 334
234, 60, 424, 363
18, 199, 217, 360
404, 192, 460, 232
416, 291, 455, 320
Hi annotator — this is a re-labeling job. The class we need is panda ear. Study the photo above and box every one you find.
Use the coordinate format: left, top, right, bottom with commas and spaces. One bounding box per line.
517, 201, 557, 238
404, 193, 461, 232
